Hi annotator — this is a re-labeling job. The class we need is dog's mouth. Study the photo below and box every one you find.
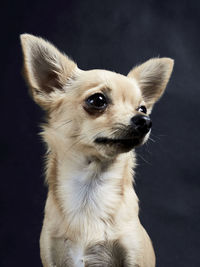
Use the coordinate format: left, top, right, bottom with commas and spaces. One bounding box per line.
94, 124, 150, 153
94, 137, 142, 152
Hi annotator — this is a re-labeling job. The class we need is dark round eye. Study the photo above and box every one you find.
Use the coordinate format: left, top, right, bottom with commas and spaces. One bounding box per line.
137, 105, 147, 114
86, 93, 107, 110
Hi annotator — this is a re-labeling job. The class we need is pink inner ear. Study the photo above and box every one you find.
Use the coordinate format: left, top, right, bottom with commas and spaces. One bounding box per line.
41, 72, 62, 93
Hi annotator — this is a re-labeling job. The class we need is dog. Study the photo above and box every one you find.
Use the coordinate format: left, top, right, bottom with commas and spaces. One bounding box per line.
20, 34, 174, 267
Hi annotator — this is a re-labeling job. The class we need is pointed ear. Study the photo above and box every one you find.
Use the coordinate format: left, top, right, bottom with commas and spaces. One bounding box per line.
20, 34, 77, 109
128, 58, 174, 109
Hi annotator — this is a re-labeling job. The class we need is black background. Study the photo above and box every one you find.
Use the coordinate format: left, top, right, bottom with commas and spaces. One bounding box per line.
1, 0, 200, 266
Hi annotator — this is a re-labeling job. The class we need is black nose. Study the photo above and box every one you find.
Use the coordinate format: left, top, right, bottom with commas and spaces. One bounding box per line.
131, 115, 152, 134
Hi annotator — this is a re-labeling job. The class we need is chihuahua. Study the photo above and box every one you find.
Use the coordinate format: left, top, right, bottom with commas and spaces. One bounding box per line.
20, 34, 173, 267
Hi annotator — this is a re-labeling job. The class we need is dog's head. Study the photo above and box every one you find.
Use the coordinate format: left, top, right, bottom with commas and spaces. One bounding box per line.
20, 34, 174, 159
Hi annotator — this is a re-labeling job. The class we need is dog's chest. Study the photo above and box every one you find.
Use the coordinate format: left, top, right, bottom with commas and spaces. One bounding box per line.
58, 162, 122, 237
64, 169, 119, 213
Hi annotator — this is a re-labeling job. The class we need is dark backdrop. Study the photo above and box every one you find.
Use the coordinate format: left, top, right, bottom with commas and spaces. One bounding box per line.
1, 0, 200, 266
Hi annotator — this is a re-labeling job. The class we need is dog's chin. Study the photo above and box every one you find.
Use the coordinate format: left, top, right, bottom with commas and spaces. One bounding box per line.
94, 137, 144, 155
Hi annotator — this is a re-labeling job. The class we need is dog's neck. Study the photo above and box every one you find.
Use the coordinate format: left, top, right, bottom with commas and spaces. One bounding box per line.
46, 148, 138, 240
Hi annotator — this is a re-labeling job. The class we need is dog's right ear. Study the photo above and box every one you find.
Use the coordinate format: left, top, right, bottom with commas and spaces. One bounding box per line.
20, 34, 77, 109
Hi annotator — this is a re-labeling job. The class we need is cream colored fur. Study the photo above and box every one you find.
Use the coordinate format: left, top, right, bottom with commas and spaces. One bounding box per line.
20, 34, 174, 267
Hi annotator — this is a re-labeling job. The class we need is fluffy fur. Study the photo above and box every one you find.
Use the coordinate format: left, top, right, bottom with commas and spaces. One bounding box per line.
20, 34, 174, 267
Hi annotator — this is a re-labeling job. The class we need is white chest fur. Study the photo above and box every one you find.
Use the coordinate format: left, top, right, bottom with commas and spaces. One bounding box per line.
57, 154, 128, 241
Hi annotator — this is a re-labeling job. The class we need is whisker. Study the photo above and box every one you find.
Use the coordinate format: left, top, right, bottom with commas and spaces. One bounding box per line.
144, 142, 152, 154
137, 154, 151, 165
67, 136, 86, 151
150, 132, 165, 141
54, 120, 73, 129
148, 137, 155, 143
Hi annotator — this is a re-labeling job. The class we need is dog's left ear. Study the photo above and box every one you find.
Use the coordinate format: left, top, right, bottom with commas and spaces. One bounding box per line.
128, 58, 174, 109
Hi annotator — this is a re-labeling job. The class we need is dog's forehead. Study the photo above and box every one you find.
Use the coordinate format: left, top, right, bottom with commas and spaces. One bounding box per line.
78, 69, 141, 101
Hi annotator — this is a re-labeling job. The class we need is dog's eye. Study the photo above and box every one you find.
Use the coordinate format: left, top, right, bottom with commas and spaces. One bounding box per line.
86, 93, 107, 110
137, 105, 147, 114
